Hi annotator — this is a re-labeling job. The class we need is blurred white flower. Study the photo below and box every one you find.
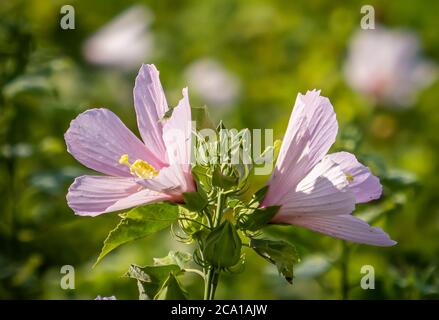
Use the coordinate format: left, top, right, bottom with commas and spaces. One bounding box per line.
82, 6, 154, 71
344, 27, 436, 107
184, 59, 240, 108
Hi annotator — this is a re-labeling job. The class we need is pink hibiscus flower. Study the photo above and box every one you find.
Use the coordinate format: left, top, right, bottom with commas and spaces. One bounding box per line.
65, 64, 195, 216
263, 90, 396, 246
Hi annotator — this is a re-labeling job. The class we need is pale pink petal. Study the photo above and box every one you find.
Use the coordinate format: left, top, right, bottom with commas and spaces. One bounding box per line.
65, 108, 163, 177
270, 158, 356, 222
137, 164, 195, 198
266, 90, 338, 204
286, 214, 396, 246
136, 88, 195, 198
67, 175, 171, 216
133, 64, 168, 162
326, 152, 382, 203
162, 87, 192, 166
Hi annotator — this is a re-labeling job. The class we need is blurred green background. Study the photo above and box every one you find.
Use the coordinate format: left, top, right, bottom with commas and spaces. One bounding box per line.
1, 0, 438, 299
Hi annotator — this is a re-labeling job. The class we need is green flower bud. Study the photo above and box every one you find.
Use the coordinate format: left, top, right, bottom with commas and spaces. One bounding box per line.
203, 220, 242, 268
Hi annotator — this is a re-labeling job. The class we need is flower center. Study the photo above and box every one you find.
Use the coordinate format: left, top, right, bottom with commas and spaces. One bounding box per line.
119, 154, 158, 179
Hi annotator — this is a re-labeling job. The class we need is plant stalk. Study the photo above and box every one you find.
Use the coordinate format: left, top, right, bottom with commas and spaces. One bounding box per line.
203, 189, 225, 300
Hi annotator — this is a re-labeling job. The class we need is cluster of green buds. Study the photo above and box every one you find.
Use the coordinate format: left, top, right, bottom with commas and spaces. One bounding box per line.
169, 123, 296, 299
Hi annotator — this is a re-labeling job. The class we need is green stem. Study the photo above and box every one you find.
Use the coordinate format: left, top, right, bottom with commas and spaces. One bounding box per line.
185, 268, 205, 279
204, 266, 221, 300
204, 268, 213, 300
202, 189, 225, 300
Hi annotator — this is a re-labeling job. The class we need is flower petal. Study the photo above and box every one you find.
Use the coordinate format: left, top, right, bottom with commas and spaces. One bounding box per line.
65, 108, 163, 177
266, 90, 338, 203
67, 175, 171, 216
326, 152, 382, 203
135, 88, 195, 198
133, 64, 168, 162
137, 164, 195, 198
162, 87, 192, 166
286, 214, 396, 246
270, 157, 356, 221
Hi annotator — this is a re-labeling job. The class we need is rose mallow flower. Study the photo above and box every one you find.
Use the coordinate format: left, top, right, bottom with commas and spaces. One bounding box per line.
184, 58, 240, 108
65, 64, 195, 216
263, 90, 396, 246
344, 27, 436, 108
82, 6, 154, 71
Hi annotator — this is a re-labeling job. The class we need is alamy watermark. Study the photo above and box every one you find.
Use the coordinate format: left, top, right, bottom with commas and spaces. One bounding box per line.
360, 5, 375, 30
60, 265, 75, 290
360, 265, 375, 290
60, 5, 75, 30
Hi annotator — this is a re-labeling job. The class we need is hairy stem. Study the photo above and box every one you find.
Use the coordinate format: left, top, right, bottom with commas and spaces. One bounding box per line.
204, 268, 213, 300
203, 189, 225, 300
185, 268, 205, 279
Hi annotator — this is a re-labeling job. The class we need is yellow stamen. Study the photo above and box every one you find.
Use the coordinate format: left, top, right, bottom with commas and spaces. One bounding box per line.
345, 172, 354, 183
130, 159, 158, 179
119, 154, 130, 166
118, 154, 158, 179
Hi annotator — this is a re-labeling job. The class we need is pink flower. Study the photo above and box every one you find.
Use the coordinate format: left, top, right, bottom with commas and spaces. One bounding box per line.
65, 64, 195, 216
344, 27, 436, 108
263, 90, 396, 246
82, 5, 154, 71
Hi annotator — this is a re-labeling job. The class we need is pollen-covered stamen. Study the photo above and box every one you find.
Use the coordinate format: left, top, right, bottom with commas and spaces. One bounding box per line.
345, 172, 354, 183
118, 154, 158, 179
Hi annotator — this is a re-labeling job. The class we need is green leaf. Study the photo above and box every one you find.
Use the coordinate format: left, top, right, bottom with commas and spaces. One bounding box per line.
126, 251, 192, 300
238, 206, 280, 231
163, 273, 188, 300
250, 238, 299, 284
252, 186, 269, 204
182, 191, 208, 211
125, 264, 182, 300
125, 264, 150, 300
95, 203, 179, 266
153, 251, 193, 269
212, 167, 238, 189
